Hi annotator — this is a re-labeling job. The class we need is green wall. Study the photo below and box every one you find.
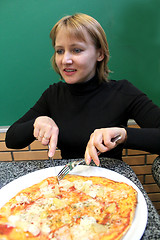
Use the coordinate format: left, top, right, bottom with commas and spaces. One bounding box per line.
1, 0, 160, 126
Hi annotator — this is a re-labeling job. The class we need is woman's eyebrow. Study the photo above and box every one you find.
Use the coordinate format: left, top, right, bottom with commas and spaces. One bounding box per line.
55, 42, 86, 48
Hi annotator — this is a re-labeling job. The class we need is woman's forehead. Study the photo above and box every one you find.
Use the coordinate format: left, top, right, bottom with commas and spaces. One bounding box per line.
56, 25, 89, 42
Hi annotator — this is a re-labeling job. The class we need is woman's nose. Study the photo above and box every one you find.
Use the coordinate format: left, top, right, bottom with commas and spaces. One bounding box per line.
62, 52, 72, 64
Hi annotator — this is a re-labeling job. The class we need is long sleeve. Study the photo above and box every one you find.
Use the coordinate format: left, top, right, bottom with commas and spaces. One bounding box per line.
5, 118, 36, 149
123, 82, 160, 154
125, 127, 160, 154
5, 87, 51, 149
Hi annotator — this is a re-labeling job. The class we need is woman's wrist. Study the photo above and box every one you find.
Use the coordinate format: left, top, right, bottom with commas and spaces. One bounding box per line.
122, 128, 127, 143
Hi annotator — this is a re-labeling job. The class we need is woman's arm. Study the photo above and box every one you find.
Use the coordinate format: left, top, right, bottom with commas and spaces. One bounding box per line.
124, 85, 160, 153
5, 88, 51, 149
85, 82, 160, 165
5, 109, 40, 149
125, 127, 160, 154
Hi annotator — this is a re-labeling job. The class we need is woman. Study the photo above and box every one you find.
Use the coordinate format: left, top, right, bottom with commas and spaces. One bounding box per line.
5, 13, 160, 166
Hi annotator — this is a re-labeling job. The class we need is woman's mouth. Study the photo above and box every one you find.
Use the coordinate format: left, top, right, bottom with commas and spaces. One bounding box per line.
64, 68, 77, 75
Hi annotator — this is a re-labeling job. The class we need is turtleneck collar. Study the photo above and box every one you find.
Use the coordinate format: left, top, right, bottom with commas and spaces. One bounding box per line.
66, 74, 101, 96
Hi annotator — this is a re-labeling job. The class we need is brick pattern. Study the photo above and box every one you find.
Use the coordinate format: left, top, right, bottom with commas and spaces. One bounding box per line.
0, 128, 160, 214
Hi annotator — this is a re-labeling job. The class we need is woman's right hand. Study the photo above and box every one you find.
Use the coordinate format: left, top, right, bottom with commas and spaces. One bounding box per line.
33, 116, 59, 158
85, 127, 127, 166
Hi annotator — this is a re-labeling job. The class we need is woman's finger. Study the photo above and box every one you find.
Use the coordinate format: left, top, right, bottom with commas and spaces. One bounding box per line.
33, 126, 39, 139
41, 136, 50, 145
48, 127, 59, 157
84, 148, 92, 165
85, 137, 101, 166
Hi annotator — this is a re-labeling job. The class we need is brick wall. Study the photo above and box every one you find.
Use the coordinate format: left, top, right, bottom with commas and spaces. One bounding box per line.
0, 127, 160, 214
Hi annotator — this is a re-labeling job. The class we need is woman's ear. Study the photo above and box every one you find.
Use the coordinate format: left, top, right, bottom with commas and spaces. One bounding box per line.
97, 49, 104, 61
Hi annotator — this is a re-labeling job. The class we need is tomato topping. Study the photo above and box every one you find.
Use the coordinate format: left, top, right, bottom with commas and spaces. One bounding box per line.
0, 224, 13, 234
69, 186, 76, 191
101, 213, 111, 225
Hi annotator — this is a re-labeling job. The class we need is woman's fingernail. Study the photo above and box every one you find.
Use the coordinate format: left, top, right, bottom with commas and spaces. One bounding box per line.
86, 159, 90, 165
48, 152, 53, 158
95, 160, 100, 166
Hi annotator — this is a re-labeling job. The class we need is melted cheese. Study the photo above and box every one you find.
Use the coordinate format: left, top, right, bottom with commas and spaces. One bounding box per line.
72, 198, 100, 209
59, 179, 73, 190
70, 216, 108, 240
15, 194, 30, 204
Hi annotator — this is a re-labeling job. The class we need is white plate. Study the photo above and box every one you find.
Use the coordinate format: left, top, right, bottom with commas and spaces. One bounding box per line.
0, 165, 148, 240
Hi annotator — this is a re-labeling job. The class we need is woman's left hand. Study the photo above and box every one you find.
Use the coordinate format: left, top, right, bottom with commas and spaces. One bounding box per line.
85, 127, 127, 166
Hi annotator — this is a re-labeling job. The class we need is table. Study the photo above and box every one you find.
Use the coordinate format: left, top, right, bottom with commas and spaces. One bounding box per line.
152, 156, 160, 187
0, 157, 160, 239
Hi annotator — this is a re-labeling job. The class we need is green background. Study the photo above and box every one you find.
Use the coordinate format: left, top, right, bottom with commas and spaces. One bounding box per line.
0, 0, 160, 126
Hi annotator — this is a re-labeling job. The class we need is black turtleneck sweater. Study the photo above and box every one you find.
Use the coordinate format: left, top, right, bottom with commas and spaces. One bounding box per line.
5, 76, 160, 159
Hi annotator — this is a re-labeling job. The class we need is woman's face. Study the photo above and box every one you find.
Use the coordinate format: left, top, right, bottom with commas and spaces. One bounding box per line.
55, 28, 103, 84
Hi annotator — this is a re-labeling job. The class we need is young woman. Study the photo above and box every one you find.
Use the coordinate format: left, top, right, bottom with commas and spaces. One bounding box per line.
5, 13, 160, 166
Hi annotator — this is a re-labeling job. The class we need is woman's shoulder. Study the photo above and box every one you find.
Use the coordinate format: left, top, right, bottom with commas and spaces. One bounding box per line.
43, 81, 67, 95
107, 79, 144, 96
108, 79, 134, 88
36, 81, 68, 103
48, 81, 66, 90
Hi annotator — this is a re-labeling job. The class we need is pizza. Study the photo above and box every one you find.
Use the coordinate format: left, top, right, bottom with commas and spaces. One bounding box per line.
0, 174, 137, 240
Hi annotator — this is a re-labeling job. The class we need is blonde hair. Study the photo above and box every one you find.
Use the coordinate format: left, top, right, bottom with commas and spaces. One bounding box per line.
50, 13, 110, 82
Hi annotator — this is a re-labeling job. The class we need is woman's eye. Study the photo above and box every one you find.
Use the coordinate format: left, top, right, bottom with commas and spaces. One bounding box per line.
73, 48, 82, 53
56, 49, 64, 54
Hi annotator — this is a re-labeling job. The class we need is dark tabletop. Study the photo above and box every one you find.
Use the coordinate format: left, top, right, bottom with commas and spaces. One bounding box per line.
0, 157, 160, 240
152, 156, 160, 188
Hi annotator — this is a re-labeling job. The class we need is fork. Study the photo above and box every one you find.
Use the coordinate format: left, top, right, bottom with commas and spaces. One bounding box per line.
57, 153, 101, 182
57, 134, 121, 182
57, 159, 85, 182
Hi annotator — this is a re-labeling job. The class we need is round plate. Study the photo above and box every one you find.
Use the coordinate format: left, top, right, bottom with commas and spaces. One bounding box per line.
0, 165, 148, 240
